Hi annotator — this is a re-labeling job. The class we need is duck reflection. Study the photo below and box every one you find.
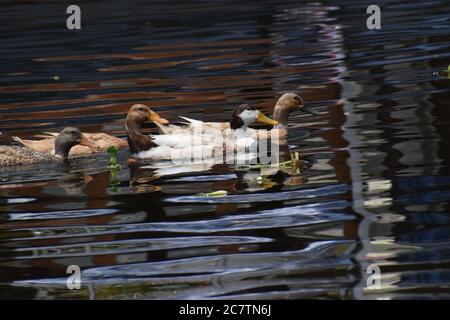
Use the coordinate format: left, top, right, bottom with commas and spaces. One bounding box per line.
57, 170, 93, 195
127, 154, 310, 197
129, 166, 161, 194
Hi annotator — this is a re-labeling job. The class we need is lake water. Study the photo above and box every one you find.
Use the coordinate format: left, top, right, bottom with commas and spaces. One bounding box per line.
1, 0, 450, 299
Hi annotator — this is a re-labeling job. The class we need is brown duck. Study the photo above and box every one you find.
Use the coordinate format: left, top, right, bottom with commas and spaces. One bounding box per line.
155, 93, 318, 138
1, 127, 99, 167
13, 105, 168, 156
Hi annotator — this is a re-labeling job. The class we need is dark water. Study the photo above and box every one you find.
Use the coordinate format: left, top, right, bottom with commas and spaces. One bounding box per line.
0, 0, 450, 299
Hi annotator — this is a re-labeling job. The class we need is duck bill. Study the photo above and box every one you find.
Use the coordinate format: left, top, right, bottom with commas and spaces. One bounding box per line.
148, 110, 169, 125
256, 111, 279, 126
79, 135, 100, 149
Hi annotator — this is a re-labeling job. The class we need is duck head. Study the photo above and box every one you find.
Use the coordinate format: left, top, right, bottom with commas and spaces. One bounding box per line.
125, 104, 169, 155
230, 104, 278, 130
126, 104, 169, 129
54, 127, 99, 160
273, 93, 318, 127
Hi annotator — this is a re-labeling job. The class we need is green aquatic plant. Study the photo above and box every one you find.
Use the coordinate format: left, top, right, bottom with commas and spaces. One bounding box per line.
107, 146, 122, 170
107, 146, 121, 192
233, 151, 305, 178
236, 152, 302, 170
195, 190, 228, 197
290, 151, 301, 172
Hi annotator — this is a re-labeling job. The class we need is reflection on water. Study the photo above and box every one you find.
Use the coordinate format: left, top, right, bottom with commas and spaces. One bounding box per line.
1, 0, 450, 299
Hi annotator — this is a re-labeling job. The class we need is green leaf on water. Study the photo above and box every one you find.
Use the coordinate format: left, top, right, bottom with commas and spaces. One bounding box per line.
195, 190, 228, 197
107, 146, 119, 155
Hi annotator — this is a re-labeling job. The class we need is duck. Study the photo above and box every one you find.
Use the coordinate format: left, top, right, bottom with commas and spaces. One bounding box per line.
152, 104, 279, 152
247, 92, 318, 139
13, 104, 168, 156
126, 104, 278, 161
1, 127, 99, 167
126, 104, 217, 161
221, 104, 279, 150
155, 93, 318, 139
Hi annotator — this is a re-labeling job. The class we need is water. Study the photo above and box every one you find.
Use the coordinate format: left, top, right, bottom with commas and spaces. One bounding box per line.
0, 0, 450, 299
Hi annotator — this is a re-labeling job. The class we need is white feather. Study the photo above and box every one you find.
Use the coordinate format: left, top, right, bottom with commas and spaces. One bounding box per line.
154, 122, 186, 135
179, 116, 203, 124
133, 144, 218, 162
133, 146, 173, 160
152, 134, 220, 149
239, 109, 258, 126
12, 136, 24, 145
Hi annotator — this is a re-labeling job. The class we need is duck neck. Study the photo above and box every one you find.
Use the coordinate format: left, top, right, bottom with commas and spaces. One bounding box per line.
54, 138, 72, 161
273, 104, 290, 129
54, 134, 76, 161
126, 118, 155, 154
234, 127, 248, 138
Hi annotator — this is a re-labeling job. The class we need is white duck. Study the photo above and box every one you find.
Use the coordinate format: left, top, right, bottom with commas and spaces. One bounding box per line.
126, 104, 278, 161
156, 93, 318, 139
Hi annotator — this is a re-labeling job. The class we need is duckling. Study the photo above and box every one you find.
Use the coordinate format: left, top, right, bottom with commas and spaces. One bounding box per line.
13, 104, 168, 156
1, 127, 98, 167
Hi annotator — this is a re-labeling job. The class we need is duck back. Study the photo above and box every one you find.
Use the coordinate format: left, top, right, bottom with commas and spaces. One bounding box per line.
0, 146, 54, 166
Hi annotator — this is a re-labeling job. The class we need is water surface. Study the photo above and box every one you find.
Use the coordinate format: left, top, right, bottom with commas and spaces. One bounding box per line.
1, 0, 450, 299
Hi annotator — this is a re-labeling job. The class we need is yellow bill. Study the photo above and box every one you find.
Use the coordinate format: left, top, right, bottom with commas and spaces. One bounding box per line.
148, 110, 169, 125
256, 111, 278, 126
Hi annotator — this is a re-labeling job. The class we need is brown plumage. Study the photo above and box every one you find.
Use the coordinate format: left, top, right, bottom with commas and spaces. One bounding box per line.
1, 127, 98, 167
13, 104, 168, 156
13, 133, 128, 156
155, 93, 317, 138
125, 104, 160, 155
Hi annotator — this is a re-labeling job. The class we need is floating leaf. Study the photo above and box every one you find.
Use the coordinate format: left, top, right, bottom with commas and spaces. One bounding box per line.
195, 190, 228, 197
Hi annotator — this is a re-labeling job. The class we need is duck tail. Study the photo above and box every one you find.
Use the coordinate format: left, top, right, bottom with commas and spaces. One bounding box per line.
43, 132, 58, 137
179, 116, 202, 125
33, 134, 54, 139
12, 136, 27, 147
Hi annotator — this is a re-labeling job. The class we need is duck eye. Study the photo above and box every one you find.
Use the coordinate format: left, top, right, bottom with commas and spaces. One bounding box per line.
294, 96, 300, 101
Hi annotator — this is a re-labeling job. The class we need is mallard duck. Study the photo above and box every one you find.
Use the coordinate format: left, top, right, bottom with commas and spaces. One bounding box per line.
155, 93, 317, 139
126, 104, 278, 161
13, 104, 168, 156
1, 127, 99, 167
